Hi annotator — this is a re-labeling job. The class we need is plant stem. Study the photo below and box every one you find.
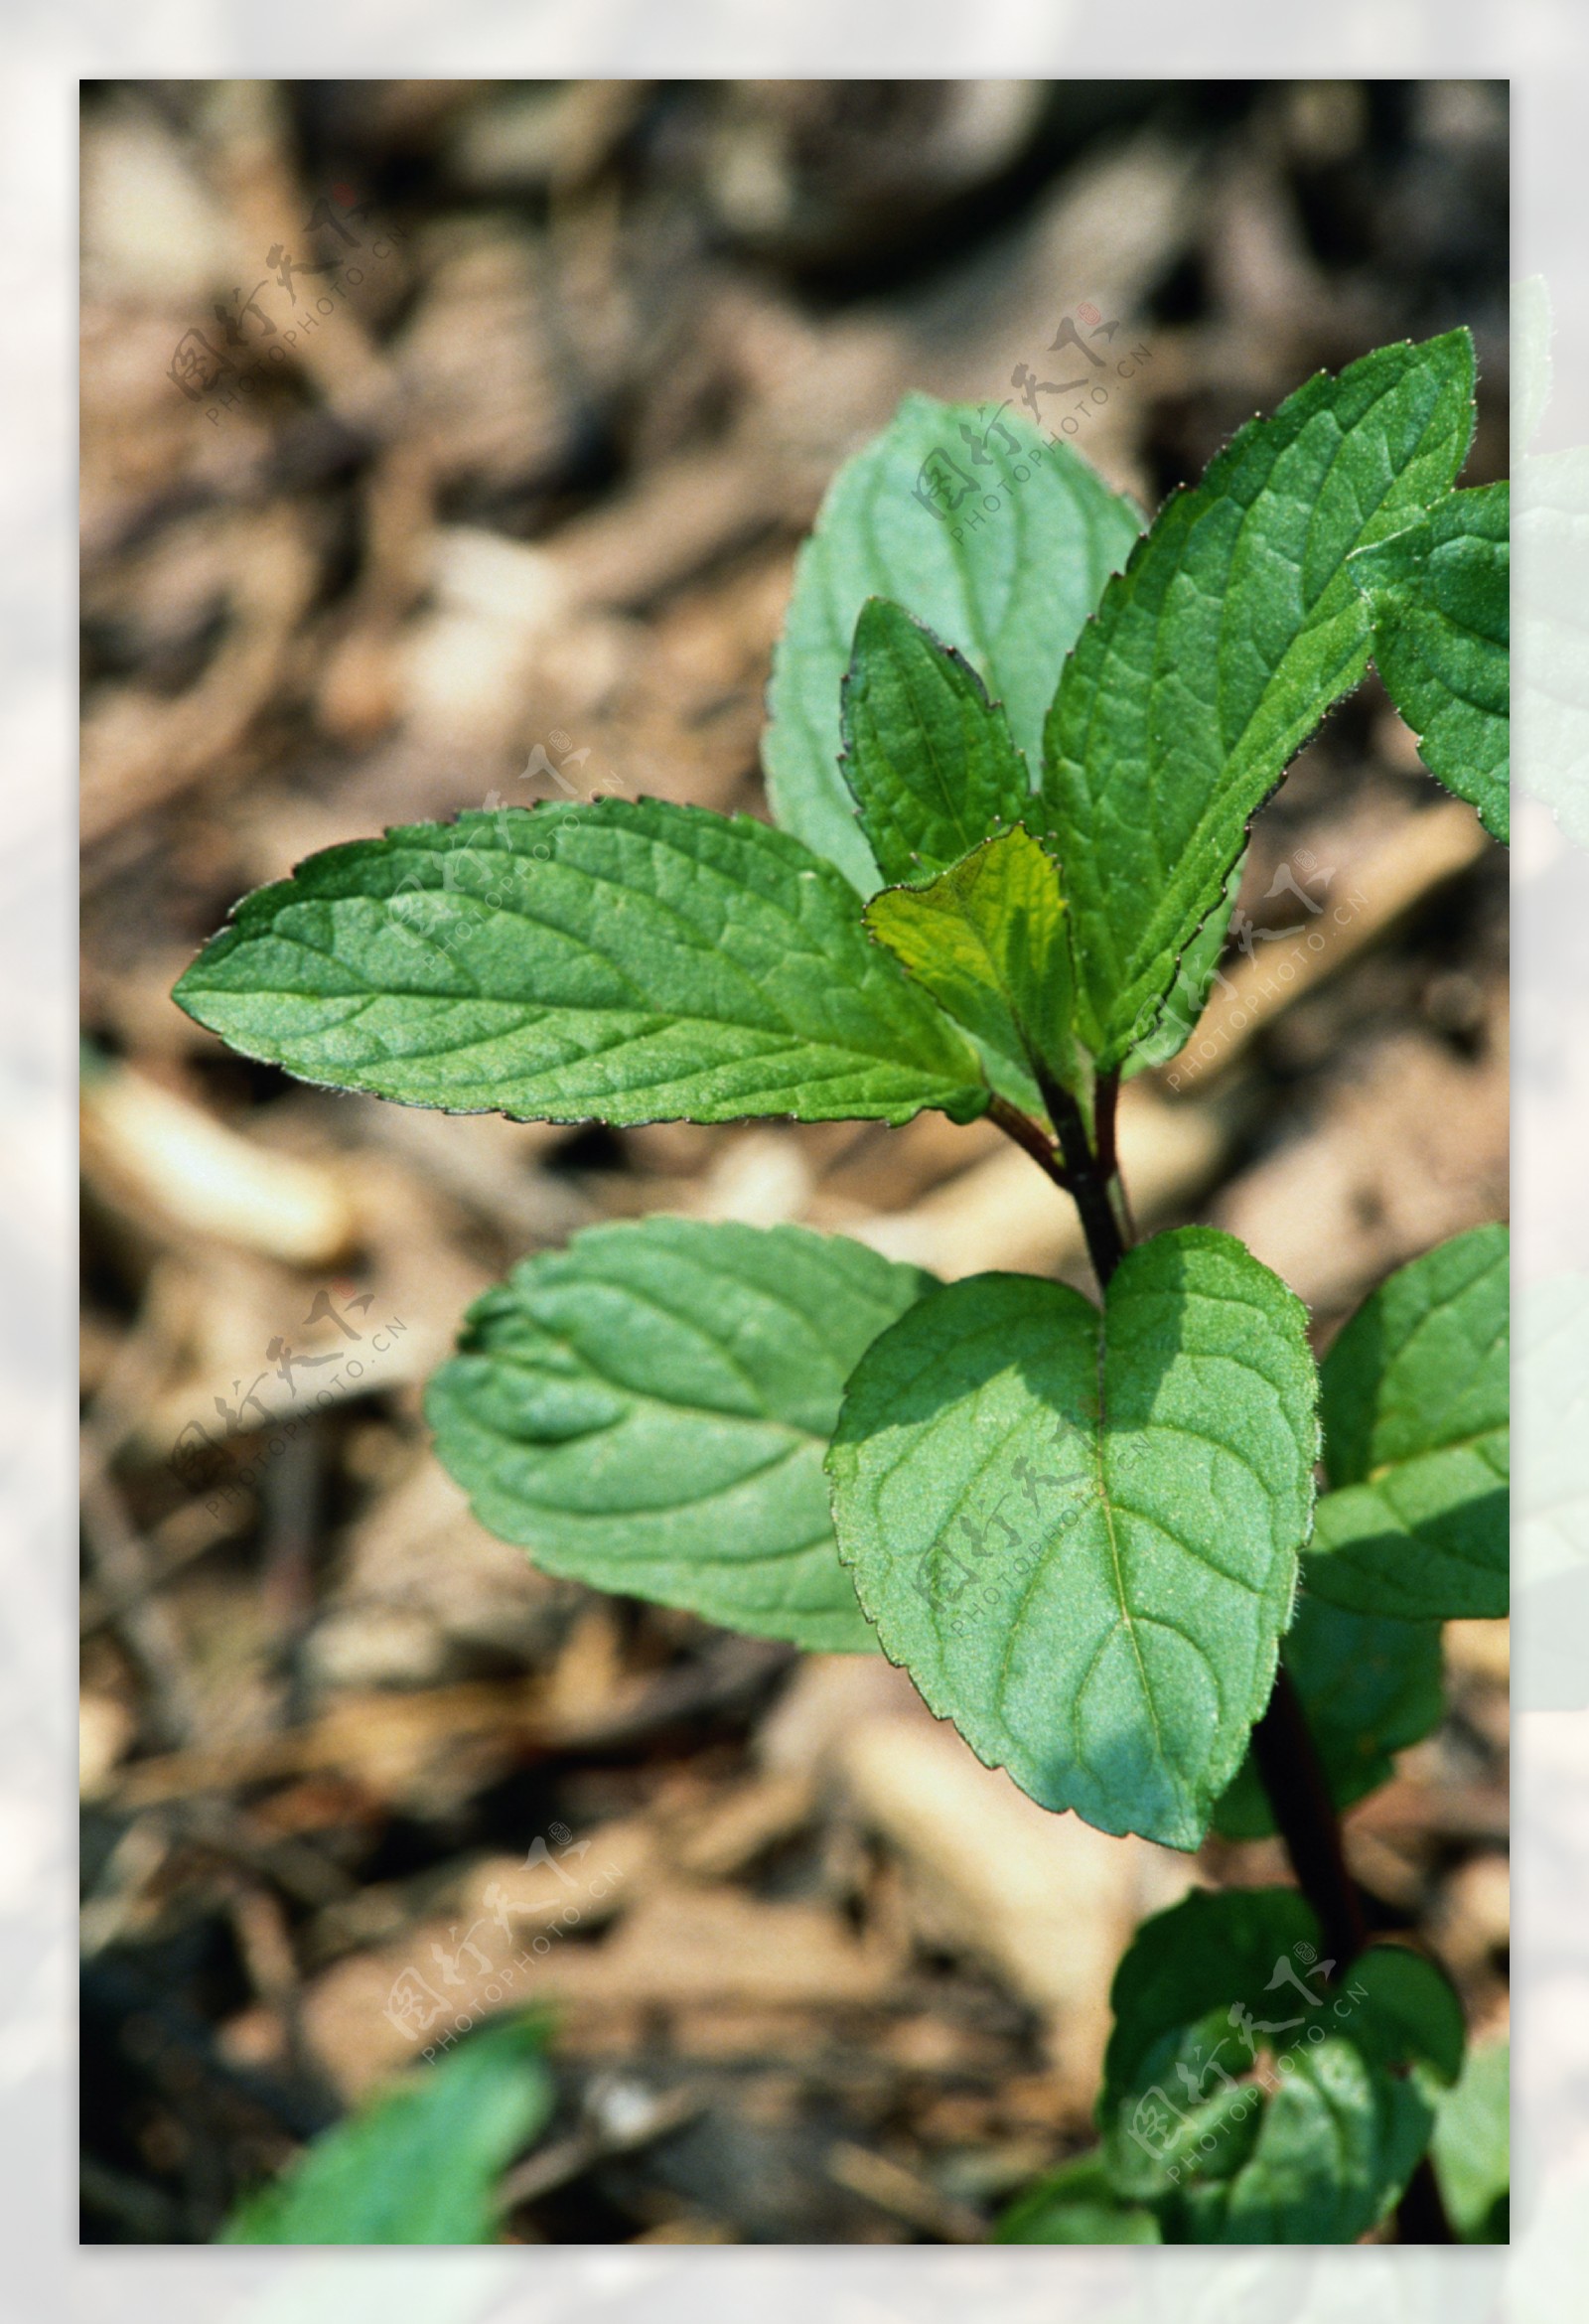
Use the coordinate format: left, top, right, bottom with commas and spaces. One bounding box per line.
997, 1057, 1452, 2242
987, 1095, 1075, 1195
1032, 1065, 1125, 1290
1248, 1664, 1369, 1967
1248, 1664, 1453, 2237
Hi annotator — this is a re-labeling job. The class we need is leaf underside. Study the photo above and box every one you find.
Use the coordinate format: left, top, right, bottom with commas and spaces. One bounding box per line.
1041, 331, 1477, 1069
427, 1218, 934, 1651
766, 393, 1143, 891
826, 1227, 1320, 1849
1308, 1224, 1510, 1621
173, 799, 988, 1131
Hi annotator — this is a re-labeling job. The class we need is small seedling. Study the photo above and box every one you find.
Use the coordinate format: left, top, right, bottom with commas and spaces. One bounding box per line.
176, 332, 1509, 2244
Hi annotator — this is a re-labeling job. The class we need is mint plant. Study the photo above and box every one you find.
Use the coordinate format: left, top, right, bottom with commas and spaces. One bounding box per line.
174, 330, 1509, 2245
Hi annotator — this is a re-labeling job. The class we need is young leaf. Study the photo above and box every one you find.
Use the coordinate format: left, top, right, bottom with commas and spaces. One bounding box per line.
994, 2150, 1161, 2245
863, 826, 1076, 1104
1307, 1224, 1509, 1621
1100, 1885, 1318, 2139
766, 394, 1143, 890
1042, 331, 1477, 1069
1431, 2038, 1510, 2242
825, 1227, 1319, 1849
173, 799, 987, 1131
222, 2013, 553, 2244
1210, 1593, 1444, 1838
839, 599, 1034, 885
1099, 1890, 1451, 2242
1350, 483, 1510, 843
1169, 2039, 1434, 2245
427, 1219, 934, 1652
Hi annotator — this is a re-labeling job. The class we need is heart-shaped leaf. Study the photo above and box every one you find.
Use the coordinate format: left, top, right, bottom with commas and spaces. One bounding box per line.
1308, 1225, 1509, 1620
825, 1227, 1320, 1848
428, 1219, 934, 1651
766, 394, 1143, 890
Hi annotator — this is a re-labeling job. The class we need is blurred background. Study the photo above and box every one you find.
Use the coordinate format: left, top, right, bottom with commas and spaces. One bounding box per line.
79, 78, 1509, 2245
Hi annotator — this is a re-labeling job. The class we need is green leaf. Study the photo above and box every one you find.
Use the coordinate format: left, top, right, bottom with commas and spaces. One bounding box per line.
1099, 1891, 1447, 2242
1171, 2039, 1434, 2245
766, 394, 1143, 890
1119, 851, 1244, 1081
1100, 1886, 1319, 2144
222, 2013, 553, 2245
1343, 1944, 1466, 2088
1042, 331, 1477, 1070
994, 2150, 1161, 2244
1307, 1225, 1510, 1621
825, 1227, 1319, 1849
1350, 484, 1510, 843
839, 598, 1034, 885
1210, 1593, 1444, 1838
863, 826, 1076, 1106
1431, 2037, 1510, 2241
428, 1219, 934, 1652
173, 799, 987, 1131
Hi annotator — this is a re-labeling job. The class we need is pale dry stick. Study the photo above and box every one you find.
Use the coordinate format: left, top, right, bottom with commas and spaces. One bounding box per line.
826, 2138, 988, 2245
499, 2085, 704, 2212
1162, 799, 1491, 1097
